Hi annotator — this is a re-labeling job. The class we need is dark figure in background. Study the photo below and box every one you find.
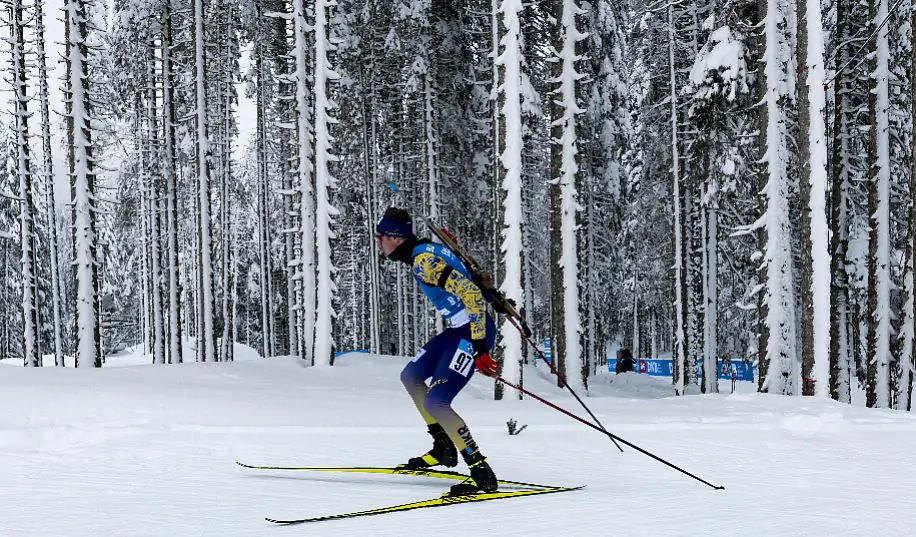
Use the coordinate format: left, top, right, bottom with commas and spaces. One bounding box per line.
616, 348, 635, 374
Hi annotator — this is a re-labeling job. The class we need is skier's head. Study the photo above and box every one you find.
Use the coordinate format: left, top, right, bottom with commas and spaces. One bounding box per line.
375, 207, 414, 257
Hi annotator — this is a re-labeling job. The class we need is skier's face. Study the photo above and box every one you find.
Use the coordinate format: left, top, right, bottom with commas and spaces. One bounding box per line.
375, 234, 404, 258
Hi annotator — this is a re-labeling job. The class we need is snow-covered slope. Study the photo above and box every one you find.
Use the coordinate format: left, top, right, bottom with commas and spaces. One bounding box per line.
1, 351, 913, 536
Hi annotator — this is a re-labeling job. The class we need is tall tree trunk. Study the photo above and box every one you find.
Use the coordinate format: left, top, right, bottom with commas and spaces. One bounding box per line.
11, 0, 39, 367
294, 0, 315, 362
36, 0, 64, 367
67, 0, 101, 368
798, 0, 831, 396
796, 0, 814, 395
220, 60, 235, 363
495, 0, 525, 393
193, 0, 215, 362
139, 159, 151, 354
557, 0, 585, 390
669, 3, 687, 394
828, 0, 851, 402
162, 0, 183, 364
255, 28, 274, 359
359, 67, 380, 355
313, 0, 337, 366
704, 180, 718, 394
548, 0, 566, 387
902, 0, 916, 410
147, 53, 166, 365
760, 0, 798, 394
866, 0, 891, 407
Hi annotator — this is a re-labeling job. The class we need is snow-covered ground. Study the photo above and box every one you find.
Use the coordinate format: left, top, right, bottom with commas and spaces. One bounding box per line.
1, 349, 914, 536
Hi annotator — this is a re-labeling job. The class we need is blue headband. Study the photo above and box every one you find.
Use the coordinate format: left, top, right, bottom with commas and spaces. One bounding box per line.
376, 214, 413, 238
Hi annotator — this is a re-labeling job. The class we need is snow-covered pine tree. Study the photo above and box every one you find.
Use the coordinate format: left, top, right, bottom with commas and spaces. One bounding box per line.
796, 0, 830, 396
494, 0, 526, 393
213, 0, 241, 363
884, 0, 912, 410
312, 0, 339, 366
0, 124, 21, 361
6, 0, 40, 367
556, 0, 586, 389
756, 0, 798, 394
547, 0, 567, 388
577, 0, 620, 378
161, 0, 182, 364
902, 0, 916, 410
193, 0, 216, 363
865, 0, 891, 408
293, 0, 315, 363
827, 0, 865, 403
686, 24, 751, 394
669, 1, 686, 394
34, 0, 65, 367
65, 0, 101, 368
148, 61, 166, 366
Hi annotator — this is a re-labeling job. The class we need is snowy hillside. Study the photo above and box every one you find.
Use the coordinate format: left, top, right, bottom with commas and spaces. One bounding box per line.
1, 352, 914, 536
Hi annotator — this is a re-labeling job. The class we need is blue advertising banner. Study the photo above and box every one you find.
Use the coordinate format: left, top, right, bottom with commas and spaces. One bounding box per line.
608, 358, 754, 382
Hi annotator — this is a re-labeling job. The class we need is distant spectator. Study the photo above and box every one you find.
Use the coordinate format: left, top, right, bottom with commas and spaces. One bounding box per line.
616, 348, 635, 374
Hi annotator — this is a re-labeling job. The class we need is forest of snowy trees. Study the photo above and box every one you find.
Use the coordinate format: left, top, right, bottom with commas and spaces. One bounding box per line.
1, 0, 915, 409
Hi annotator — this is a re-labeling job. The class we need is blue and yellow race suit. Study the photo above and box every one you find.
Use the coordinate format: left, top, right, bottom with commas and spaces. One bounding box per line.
399, 241, 496, 455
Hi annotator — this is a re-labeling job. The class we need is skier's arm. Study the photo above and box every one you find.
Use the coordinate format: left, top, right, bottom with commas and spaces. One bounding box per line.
413, 252, 487, 340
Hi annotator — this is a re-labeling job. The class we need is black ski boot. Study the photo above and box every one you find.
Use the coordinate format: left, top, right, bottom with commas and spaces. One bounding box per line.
401, 424, 458, 469
449, 448, 498, 495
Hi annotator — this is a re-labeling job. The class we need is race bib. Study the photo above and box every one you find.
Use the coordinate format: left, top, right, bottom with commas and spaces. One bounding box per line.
449, 342, 475, 377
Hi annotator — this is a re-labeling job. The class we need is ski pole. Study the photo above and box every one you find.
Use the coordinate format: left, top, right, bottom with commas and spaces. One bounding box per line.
506, 316, 624, 453
494, 374, 725, 491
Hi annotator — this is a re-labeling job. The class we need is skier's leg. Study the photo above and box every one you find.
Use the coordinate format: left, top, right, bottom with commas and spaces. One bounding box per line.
422, 315, 497, 446
424, 317, 499, 492
400, 331, 451, 425
400, 331, 459, 468
425, 355, 499, 493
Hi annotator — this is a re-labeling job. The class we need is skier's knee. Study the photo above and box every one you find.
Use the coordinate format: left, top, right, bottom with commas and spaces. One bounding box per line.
400, 364, 422, 389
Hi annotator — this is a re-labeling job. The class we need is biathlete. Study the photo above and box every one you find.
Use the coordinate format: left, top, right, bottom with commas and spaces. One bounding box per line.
374, 207, 499, 495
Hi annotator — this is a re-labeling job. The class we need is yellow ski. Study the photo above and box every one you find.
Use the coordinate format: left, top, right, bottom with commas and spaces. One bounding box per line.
235, 461, 557, 489
265, 486, 584, 525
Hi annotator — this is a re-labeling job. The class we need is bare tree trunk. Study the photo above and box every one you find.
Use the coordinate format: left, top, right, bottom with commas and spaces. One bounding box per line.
755, 0, 770, 391
548, 0, 566, 387
796, 3, 814, 395
905, 0, 916, 410
898, 0, 916, 410
255, 28, 274, 359
828, 0, 850, 402
669, 2, 687, 394
36, 0, 64, 367
193, 0, 215, 362
359, 67, 380, 354
220, 99, 234, 363
162, 0, 183, 364
147, 51, 166, 365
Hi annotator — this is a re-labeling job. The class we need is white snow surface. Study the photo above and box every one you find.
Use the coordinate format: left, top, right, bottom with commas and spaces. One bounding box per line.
1, 350, 914, 536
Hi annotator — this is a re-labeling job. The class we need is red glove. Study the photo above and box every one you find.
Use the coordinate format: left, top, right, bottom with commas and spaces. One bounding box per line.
474, 353, 498, 377
471, 339, 497, 377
